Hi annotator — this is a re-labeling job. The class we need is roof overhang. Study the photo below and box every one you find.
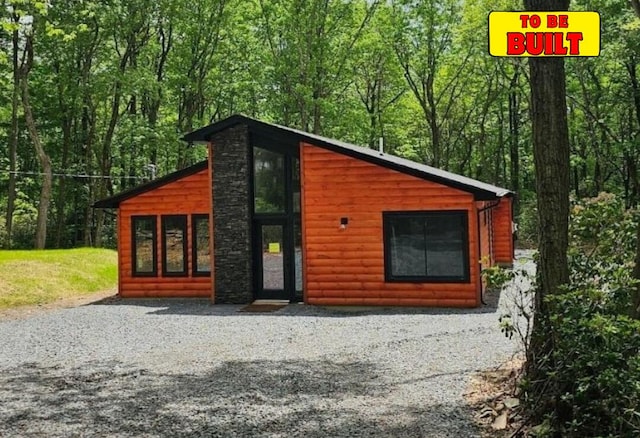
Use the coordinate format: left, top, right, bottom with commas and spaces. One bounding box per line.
182, 115, 514, 201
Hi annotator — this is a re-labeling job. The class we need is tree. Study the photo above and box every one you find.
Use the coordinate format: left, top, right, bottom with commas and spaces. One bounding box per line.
524, 0, 572, 424
629, 0, 640, 318
4, 9, 19, 247
17, 11, 53, 249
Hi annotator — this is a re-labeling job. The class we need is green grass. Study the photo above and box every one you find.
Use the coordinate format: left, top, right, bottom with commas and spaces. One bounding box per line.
0, 248, 117, 309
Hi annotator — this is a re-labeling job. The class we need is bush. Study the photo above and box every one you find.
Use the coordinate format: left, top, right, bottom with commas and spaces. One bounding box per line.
540, 291, 640, 437
482, 264, 516, 291
518, 193, 640, 437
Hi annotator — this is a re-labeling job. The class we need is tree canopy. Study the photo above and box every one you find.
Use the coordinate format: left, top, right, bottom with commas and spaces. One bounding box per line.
0, 0, 638, 249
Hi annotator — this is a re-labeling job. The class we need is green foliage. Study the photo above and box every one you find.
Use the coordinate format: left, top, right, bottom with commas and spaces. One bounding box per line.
0, 0, 638, 250
568, 193, 639, 314
520, 195, 640, 437
516, 198, 538, 248
482, 264, 516, 291
532, 291, 640, 437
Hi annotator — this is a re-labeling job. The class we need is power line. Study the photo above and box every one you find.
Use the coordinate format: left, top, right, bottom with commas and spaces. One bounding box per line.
0, 169, 147, 180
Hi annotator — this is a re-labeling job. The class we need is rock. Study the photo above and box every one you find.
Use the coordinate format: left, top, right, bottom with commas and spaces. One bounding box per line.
504, 397, 520, 409
494, 402, 505, 412
491, 412, 508, 430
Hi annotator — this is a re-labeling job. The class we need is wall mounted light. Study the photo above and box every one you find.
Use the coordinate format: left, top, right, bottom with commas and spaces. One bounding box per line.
340, 217, 349, 230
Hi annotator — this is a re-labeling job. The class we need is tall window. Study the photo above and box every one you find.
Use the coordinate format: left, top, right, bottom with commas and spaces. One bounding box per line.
253, 146, 286, 213
161, 215, 187, 276
132, 216, 157, 276
383, 211, 469, 282
192, 215, 211, 276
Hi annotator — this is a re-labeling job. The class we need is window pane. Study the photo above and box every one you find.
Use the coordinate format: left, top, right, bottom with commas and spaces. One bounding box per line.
425, 215, 465, 278
294, 220, 303, 295
262, 225, 284, 290
254, 147, 286, 213
293, 157, 301, 213
193, 216, 210, 274
389, 217, 426, 277
385, 212, 468, 281
163, 216, 186, 275
134, 217, 155, 274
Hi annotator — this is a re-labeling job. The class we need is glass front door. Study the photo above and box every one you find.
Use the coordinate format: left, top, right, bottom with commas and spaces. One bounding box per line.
260, 224, 285, 291
252, 143, 302, 301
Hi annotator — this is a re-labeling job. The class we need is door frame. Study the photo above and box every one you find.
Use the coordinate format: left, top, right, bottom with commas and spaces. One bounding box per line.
252, 217, 293, 300
250, 135, 302, 302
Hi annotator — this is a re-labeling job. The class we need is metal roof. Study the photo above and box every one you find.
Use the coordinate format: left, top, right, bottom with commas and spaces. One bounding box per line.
183, 115, 513, 200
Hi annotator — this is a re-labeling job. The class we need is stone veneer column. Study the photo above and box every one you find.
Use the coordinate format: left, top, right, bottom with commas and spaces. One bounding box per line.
211, 124, 253, 303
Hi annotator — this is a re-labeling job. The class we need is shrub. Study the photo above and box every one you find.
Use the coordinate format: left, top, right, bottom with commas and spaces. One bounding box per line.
517, 193, 640, 437
540, 290, 640, 437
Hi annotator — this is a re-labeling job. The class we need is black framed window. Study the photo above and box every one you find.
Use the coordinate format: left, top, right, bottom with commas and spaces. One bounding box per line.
132, 216, 157, 277
383, 211, 469, 282
192, 214, 211, 276
253, 146, 286, 213
161, 215, 187, 276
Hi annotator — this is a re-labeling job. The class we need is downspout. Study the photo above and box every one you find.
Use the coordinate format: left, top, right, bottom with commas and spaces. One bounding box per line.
476, 199, 502, 305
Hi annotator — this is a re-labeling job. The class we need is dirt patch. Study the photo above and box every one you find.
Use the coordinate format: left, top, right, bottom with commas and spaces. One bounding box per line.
465, 356, 525, 437
0, 288, 118, 322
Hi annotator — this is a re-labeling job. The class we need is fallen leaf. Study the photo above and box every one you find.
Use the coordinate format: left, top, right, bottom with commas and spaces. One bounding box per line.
492, 412, 508, 430
504, 397, 520, 409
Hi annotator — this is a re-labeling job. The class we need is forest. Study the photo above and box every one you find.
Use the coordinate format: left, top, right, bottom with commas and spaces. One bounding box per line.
1, 0, 640, 435
0, 0, 636, 249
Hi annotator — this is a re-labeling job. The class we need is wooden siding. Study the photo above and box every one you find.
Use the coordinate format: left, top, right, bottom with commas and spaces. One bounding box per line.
492, 197, 514, 265
118, 168, 212, 298
477, 201, 494, 271
300, 142, 481, 307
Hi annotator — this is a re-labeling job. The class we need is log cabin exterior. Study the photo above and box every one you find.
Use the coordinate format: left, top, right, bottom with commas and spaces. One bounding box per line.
95, 115, 514, 307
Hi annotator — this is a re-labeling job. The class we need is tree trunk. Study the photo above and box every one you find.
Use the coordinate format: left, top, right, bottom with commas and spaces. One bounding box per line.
529, 56, 571, 300
509, 66, 520, 216
54, 114, 71, 247
5, 19, 19, 248
20, 36, 53, 249
627, 1, 640, 319
524, 0, 571, 427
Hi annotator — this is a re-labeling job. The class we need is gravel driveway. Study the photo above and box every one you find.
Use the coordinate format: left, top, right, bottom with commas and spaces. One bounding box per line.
0, 254, 532, 437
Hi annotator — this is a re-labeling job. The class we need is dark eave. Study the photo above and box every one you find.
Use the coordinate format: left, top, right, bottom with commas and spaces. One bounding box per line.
92, 160, 208, 208
183, 115, 513, 201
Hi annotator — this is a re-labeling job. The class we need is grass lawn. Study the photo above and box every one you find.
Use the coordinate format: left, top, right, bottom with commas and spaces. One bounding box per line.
0, 248, 117, 309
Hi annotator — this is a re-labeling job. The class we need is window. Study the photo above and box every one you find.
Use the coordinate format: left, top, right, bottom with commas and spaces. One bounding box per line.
253, 146, 286, 213
132, 216, 157, 276
192, 215, 211, 276
161, 215, 187, 276
383, 211, 469, 282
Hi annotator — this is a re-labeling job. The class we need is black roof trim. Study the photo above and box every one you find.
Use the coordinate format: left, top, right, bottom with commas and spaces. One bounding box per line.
182, 115, 513, 200
93, 160, 208, 208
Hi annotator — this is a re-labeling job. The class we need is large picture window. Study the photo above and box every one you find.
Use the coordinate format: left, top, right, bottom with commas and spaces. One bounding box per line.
161, 215, 187, 276
383, 211, 469, 282
132, 216, 157, 276
192, 214, 211, 276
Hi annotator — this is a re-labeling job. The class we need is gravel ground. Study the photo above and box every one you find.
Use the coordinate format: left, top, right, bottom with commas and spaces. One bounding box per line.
0, 252, 533, 437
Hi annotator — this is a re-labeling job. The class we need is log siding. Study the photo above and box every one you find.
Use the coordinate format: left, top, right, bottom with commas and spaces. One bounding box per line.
300, 142, 481, 307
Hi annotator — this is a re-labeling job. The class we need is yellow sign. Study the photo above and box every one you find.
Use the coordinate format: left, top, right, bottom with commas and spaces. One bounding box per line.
268, 243, 281, 253
488, 11, 600, 57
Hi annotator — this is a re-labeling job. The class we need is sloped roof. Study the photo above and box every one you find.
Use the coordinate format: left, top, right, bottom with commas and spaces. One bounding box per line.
183, 114, 513, 200
93, 160, 208, 208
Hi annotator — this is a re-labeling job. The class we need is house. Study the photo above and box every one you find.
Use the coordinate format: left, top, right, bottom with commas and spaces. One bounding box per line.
94, 115, 514, 307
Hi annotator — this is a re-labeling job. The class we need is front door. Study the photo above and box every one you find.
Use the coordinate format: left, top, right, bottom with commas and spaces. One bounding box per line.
254, 219, 290, 300
252, 142, 302, 301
